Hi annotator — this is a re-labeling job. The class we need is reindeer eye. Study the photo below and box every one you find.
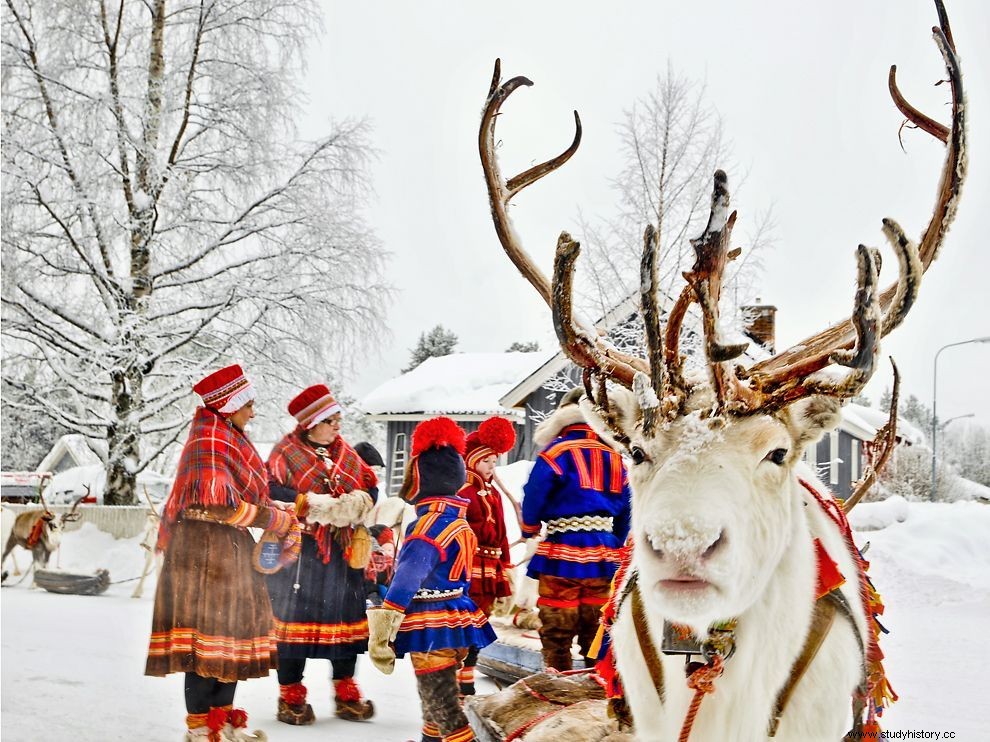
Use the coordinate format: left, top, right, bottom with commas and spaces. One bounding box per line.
765, 448, 788, 466
630, 445, 649, 465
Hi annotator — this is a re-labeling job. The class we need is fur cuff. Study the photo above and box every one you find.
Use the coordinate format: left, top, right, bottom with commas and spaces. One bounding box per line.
306, 490, 374, 527
533, 405, 587, 449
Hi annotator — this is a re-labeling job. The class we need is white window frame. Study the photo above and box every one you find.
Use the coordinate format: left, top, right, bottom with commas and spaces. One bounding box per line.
850, 439, 860, 483
829, 432, 840, 485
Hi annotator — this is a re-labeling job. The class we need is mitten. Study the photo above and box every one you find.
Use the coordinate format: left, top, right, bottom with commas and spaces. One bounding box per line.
366, 607, 404, 675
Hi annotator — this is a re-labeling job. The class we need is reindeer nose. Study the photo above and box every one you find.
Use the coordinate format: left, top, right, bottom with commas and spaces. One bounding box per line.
645, 522, 726, 563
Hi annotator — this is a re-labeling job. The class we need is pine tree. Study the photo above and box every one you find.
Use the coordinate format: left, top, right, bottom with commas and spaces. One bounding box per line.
403, 325, 458, 373
879, 387, 893, 413
506, 341, 540, 352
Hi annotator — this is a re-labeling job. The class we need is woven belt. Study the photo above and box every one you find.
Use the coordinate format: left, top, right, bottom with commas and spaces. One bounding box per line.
476, 546, 502, 559
412, 588, 464, 602
181, 508, 223, 524
546, 515, 614, 535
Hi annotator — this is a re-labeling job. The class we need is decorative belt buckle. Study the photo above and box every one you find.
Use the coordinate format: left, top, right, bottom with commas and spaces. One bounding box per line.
661, 622, 701, 655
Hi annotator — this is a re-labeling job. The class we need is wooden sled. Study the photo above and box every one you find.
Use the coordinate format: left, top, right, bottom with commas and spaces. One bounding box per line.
465, 670, 631, 742
34, 568, 110, 596
477, 615, 588, 685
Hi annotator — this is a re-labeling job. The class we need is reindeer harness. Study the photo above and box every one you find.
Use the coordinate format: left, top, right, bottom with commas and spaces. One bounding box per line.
611, 479, 876, 741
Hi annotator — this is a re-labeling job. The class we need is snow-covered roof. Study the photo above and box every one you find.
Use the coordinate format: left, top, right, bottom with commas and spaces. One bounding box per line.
842, 403, 925, 445
36, 434, 105, 473
360, 351, 551, 419
499, 295, 772, 409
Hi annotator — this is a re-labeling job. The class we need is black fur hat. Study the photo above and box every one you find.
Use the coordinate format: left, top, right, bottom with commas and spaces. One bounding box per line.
354, 441, 385, 468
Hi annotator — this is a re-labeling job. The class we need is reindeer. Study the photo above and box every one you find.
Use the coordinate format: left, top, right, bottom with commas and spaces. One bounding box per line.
131, 489, 163, 599
1, 489, 87, 581
477, 2, 964, 739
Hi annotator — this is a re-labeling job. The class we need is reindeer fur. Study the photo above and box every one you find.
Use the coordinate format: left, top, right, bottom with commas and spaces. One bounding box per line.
584, 391, 868, 742
306, 490, 374, 527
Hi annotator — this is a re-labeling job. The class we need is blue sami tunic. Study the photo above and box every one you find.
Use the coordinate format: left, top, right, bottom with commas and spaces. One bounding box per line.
522, 423, 632, 580
382, 495, 497, 656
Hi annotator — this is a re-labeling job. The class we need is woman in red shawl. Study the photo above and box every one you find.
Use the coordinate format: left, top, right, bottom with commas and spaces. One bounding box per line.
265, 384, 379, 725
458, 416, 517, 695
146, 365, 298, 742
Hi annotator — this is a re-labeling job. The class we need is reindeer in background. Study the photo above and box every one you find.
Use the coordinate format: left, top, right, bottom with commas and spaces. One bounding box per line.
1, 490, 87, 582
131, 489, 163, 599
478, 1, 964, 739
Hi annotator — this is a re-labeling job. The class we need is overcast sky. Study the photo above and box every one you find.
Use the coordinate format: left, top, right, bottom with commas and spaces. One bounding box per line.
300, 0, 989, 429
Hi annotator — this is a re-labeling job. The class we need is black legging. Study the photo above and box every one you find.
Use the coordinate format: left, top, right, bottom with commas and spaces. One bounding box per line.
277, 655, 358, 685
184, 672, 237, 714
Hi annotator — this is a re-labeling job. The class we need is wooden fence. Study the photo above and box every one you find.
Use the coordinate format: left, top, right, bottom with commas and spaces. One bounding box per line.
1, 503, 153, 540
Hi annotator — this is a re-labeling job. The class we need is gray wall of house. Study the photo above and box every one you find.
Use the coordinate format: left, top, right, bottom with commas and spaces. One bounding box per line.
521, 367, 584, 458
382, 419, 527, 498
809, 429, 863, 501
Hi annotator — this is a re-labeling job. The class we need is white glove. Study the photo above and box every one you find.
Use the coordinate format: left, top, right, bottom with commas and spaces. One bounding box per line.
366, 607, 404, 675
305, 490, 374, 527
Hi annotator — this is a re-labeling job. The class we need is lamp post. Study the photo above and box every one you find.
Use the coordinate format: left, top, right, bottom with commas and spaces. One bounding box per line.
940, 413, 975, 431
931, 337, 990, 501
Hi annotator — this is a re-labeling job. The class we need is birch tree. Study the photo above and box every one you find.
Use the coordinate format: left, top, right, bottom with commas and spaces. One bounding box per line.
1, 0, 388, 503
578, 66, 772, 347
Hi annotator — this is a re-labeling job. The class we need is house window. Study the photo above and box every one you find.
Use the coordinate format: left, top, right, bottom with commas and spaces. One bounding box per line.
850, 439, 860, 483
389, 433, 408, 496
829, 432, 840, 485
804, 440, 817, 468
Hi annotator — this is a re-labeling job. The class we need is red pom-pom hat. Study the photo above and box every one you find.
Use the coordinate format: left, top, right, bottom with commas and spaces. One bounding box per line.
288, 383, 342, 429
464, 417, 516, 472
412, 416, 466, 456
192, 364, 255, 414
400, 417, 467, 502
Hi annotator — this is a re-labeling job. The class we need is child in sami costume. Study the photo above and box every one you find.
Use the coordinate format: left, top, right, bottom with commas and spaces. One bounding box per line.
458, 416, 516, 695
521, 387, 632, 671
265, 384, 379, 725
366, 417, 496, 742
146, 364, 299, 742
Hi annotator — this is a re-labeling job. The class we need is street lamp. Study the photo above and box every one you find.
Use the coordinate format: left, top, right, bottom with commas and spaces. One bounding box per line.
940, 413, 975, 430
931, 336, 990, 501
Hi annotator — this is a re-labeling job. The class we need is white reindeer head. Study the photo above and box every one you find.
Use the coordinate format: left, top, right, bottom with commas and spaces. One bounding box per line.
581, 386, 839, 630
477, 0, 964, 631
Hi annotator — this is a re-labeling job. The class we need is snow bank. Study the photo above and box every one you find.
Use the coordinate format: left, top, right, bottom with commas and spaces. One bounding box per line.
847, 495, 910, 531
856, 500, 990, 592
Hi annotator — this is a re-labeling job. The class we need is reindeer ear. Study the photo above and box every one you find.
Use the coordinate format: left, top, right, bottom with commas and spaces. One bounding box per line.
780, 396, 842, 456
579, 387, 640, 451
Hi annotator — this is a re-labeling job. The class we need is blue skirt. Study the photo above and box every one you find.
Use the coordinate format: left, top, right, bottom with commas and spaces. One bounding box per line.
393, 595, 496, 656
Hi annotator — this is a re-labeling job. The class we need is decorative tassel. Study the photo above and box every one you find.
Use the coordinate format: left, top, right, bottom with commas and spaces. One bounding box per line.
228, 708, 248, 728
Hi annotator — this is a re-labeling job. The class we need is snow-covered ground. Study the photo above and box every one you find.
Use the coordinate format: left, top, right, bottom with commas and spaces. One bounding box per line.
2, 499, 989, 741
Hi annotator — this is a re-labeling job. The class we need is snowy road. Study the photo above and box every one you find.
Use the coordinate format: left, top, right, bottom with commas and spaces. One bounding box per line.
2, 500, 988, 741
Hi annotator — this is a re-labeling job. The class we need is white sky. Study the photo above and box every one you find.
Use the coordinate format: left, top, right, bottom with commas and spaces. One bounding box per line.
300, 0, 990, 429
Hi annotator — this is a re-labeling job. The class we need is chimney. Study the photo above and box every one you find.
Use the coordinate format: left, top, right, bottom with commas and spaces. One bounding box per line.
742, 300, 777, 353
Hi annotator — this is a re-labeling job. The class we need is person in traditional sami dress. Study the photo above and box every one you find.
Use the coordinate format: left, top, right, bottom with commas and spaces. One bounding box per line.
146, 364, 299, 742
367, 417, 496, 742
521, 387, 632, 671
457, 416, 516, 695
264, 383, 379, 725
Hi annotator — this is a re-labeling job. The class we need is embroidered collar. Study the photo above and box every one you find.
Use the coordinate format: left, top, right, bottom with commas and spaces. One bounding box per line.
416, 495, 469, 518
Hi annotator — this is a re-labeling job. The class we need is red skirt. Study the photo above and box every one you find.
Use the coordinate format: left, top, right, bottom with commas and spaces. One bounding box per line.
145, 519, 277, 681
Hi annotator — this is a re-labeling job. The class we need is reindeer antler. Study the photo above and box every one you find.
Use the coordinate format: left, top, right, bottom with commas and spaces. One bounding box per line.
737, 0, 965, 411
481, 0, 965, 426
844, 359, 900, 513
479, 59, 647, 398
62, 488, 88, 522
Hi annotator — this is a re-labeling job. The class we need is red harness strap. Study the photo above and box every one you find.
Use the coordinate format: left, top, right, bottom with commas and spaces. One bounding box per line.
26, 517, 48, 549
